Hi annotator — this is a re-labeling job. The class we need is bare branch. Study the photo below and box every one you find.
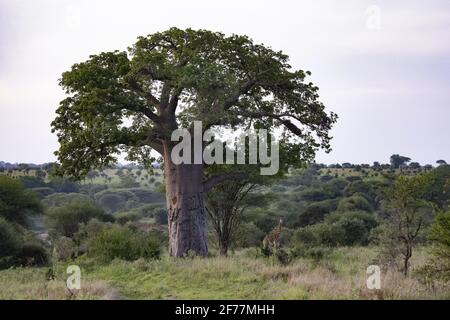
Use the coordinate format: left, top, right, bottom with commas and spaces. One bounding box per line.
203, 171, 249, 192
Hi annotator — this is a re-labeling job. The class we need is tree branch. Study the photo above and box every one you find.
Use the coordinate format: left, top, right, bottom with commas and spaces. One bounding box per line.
168, 87, 183, 114
203, 171, 249, 192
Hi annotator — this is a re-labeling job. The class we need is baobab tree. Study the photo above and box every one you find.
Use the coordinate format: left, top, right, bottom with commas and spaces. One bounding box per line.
51, 28, 337, 257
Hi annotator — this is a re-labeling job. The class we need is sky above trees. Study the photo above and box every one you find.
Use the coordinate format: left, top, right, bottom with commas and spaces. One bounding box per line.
0, 0, 449, 165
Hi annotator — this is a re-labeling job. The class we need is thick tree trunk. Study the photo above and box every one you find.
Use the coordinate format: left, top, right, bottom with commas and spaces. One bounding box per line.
163, 144, 208, 257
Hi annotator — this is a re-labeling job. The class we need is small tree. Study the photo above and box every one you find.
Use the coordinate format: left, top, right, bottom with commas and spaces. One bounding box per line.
419, 211, 450, 282
390, 154, 411, 169
0, 176, 42, 225
206, 181, 260, 256
379, 173, 434, 275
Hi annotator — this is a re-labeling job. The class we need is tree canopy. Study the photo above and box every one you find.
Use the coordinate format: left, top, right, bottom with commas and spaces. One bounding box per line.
51, 28, 337, 179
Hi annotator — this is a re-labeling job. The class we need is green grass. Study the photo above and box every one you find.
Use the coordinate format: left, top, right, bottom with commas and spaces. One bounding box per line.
0, 265, 117, 299
2, 246, 447, 300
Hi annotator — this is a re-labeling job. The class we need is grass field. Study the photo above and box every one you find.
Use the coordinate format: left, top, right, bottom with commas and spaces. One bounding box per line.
1, 247, 448, 300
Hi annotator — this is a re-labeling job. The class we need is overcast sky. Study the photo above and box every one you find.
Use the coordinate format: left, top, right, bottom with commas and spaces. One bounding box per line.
0, 0, 449, 165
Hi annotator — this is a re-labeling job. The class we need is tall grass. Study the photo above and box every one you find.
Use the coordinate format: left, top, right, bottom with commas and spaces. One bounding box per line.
0, 246, 448, 300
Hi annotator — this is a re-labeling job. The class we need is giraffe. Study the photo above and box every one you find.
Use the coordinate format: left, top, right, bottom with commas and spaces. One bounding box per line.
262, 217, 283, 250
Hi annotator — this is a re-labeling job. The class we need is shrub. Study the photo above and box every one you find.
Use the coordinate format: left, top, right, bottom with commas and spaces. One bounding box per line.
42, 192, 92, 208
88, 225, 160, 262
0, 217, 22, 257
52, 236, 77, 261
96, 193, 127, 214
45, 200, 112, 237
234, 222, 265, 248
16, 242, 49, 267
114, 211, 142, 225
254, 215, 278, 234
0, 176, 42, 225
417, 211, 450, 283
48, 177, 80, 193
344, 180, 377, 206
19, 176, 47, 188
296, 199, 338, 227
30, 187, 55, 199
292, 223, 345, 247
290, 245, 332, 261
80, 184, 107, 198
154, 209, 168, 225
337, 194, 374, 213
275, 248, 291, 265
299, 188, 334, 202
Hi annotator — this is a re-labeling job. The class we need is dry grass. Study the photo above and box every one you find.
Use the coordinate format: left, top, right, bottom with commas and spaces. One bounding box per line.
0, 267, 119, 300
1, 246, 448, 300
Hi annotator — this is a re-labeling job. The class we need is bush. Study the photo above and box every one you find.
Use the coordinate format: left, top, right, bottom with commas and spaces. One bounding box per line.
154, 209, 168, 225
45, 200, 112, 237
296, 199, 338, 227
254, 215, 278, 234
337, 194, 374, 213
42, 192, 92, 208
0, 176, 42, 225
0, 217, 22, 257
52, 236, 77, 261
291, 245, 332, 261
19, 176, 47, 189
48, 177, 80, 193
96, 193, 129, 214
16, 242, 49, 267
344, 180, 377, 206
299, 188, 334, 202
114, 211, 142, 225
88, 225, 161, 262
234, 222, 265, 248
292, 223, 345, 247
275, 248, 291, 265
30, 187, 54, 199
417, 211, 450, 282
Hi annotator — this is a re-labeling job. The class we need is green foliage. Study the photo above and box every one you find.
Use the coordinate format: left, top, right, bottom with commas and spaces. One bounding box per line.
378, 173, 435, 275
293, 210, 377, 247
114, 211, 142, 225
332, 214, 374, 246
233, 222, 265, 248
418, 211, 450, 282
52, 236, 78, 261
19, 176, 46, 189
292, 223, 345, 247
48, 177, 80, 193
94, 188, 164, 214
88, 225, 161, 262
117, 174, 140, 188
344, 180, 378, 206
390, 154, 411, 169
290, 245, 332, 261
0, 217, 22, 258
45, 200, 112, 237
296, 199, 338, 227
42, 192, 92, 208
154, 209, 168, 225
274, 248, 291, 265
15, 242, 49, 267
0, 176, 42, 225
299, 188, 334, 202
51, 28, 336, 183
0, 218, 49, 269
426, 165, 450, 210
30, 187, 54, 199
337, 194, 374, 213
